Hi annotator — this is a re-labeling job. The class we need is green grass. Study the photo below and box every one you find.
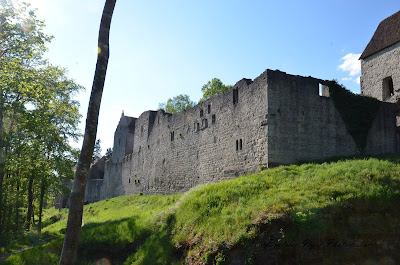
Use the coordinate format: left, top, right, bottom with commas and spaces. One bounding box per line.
2, 155, 400, 264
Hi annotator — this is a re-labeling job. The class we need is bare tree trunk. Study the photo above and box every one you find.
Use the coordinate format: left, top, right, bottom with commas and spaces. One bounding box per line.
0, 89, 5, 235
59, 0, 116, 264
38, 178, 46, 234
26, 175, 34, 230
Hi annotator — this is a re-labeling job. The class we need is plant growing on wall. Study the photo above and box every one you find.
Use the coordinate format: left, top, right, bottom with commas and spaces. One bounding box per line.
326, 80, 380, 152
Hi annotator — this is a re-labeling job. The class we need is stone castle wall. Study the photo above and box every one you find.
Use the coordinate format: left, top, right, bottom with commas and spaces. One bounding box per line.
102, 70, 271, 197
266, 71, 359, 165
98, 69, 398, 200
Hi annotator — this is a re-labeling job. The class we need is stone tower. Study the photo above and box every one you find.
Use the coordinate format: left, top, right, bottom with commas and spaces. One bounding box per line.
360, 10, 400, 102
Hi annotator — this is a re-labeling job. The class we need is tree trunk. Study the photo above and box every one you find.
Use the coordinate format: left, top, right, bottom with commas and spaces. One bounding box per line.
0, 89, 5, 235
26, 175, 34, 230
38, 178, 46, 234
15, 178, 20, 232
59, 0, 116, 264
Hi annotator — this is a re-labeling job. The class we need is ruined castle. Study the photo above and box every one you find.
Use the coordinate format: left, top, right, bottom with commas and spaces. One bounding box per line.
84, 10, 400, 203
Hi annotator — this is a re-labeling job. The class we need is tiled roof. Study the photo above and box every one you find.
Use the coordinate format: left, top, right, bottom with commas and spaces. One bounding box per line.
360, 10, 400, 59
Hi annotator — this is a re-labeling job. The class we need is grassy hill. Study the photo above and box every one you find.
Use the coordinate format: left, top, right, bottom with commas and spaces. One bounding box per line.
2, 155, 400, 264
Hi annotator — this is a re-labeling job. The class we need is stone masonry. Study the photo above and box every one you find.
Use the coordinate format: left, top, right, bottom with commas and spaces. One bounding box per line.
81, 10, 400, 203
95, 69, 398, 201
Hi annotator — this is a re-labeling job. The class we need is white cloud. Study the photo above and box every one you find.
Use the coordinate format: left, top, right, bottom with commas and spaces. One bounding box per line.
338, 53, 362, 85
338, 53, 361, 76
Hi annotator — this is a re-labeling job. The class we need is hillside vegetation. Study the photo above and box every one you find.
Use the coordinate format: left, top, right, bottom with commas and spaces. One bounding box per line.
2, 155, 400, 264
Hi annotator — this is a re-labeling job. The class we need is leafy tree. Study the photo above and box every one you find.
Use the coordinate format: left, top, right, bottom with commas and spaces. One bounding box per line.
105, 147, 113, 160
0, 1, 82, 241
0, 0, 51, 234
199, 78, 231, 102
59, 0, 117, 263
158, 94, 195, 114
92, 139, 102, 163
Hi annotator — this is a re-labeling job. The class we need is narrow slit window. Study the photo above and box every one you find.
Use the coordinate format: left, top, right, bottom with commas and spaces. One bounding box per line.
170, 131, 174, 141
236, 140, 239, 151
200, 109, 204, 117
197, 123, 200, 132
212, 114, 216, 124
233, 88, 239, 104
203, 119, 208, 128
208, 104, 211, 114
239, 139, 243, 150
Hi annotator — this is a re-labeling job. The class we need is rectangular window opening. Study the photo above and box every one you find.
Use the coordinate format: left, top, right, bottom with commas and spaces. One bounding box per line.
239, 139, 243, 150
208, 104, 211, 114
200, 109, 204, 117
319, 83, 329, 97
170, 131, 174, 141
212, 114, 216, 124
236, 140, 239, 151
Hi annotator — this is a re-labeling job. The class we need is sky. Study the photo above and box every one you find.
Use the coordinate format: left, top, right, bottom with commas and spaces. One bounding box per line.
10, 0, 400, 153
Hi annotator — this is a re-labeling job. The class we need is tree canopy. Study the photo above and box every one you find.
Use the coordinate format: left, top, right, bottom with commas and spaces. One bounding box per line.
199, 78, 231, 102
158, 78, 231, 114
0, 0, 82, 242
158, 94, 195, 114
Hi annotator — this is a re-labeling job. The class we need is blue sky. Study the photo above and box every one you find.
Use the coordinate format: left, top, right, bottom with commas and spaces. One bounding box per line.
14, 0, 400, 152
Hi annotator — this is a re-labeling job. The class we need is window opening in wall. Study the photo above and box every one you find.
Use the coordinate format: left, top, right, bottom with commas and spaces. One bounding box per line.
200, 109, 204, 117
319, 83, 329, 97
212, 114, 216, 124
239, 139, 243, 150
383, 76, 394, 99
236, 140, 239, 151
170, 131, 174, 141
129, 178, 130, 183
233, 88, 239, 104
208, 104, 211, 114
203, 119, 208, 128
197, 123, 200, 132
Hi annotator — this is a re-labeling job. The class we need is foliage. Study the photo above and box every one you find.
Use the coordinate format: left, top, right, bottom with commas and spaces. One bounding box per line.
0, 0, 82, 244
326, 80, 381, 151
199, 78, 231, 102
105, 148, 113, 160
158, 94, 195, 114
3, 155, 400, 264
92, 139, 102, 163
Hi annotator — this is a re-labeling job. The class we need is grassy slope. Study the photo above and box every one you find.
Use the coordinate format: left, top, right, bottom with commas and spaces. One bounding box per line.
2, 156, 400, 265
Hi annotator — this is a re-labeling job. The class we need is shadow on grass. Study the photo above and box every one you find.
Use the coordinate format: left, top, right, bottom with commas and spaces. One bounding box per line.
223, 195, 400, 265
1, 217, 153, 265
76, 217, 152, 264
124, 214, 182, 265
